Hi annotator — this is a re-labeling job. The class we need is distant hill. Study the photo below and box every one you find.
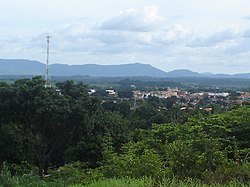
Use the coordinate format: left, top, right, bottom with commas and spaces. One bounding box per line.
0, 59, 167, 77
0, 59, 44, 75
166, 69, 201, 77
51, 63, 168, 77
1, 59, 250, 78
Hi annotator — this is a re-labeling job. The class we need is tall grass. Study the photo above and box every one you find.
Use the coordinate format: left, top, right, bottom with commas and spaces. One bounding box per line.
0, 176, 248, 187
1, 164, 248, 187
70, 178, 249, 187
70, 178, 153, 187
0, 173, 64, 187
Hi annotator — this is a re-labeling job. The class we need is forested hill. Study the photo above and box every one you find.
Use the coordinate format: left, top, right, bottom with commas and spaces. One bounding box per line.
0, 59, 167, 77
2, 58, 250, 78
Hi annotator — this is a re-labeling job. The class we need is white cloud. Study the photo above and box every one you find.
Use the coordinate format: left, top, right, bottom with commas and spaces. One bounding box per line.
152, 24, 192, 45
224, 38, 250, 55
61, 21, 88, 38
1, 1, 250, 73
99, 5, 163, 32
243, 29, 250, 38
187, 29, 239, 47
243, 15, 250, 20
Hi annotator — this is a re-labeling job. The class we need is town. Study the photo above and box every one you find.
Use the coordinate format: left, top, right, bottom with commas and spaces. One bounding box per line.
89, 86, 250, 114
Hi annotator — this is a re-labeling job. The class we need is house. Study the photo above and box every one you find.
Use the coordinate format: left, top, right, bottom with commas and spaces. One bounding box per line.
106, 89, 116, 96
204, 107, 213, 114
88, 89, 96, 95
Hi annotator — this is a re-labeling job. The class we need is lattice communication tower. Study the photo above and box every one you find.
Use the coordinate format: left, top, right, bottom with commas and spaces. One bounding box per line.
45, 36, 51, 88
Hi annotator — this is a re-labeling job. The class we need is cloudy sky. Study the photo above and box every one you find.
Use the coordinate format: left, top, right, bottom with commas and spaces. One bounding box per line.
1, 0, 250, 74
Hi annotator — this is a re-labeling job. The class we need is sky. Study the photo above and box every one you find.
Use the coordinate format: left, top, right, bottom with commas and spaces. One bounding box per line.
1, 0, 250, 74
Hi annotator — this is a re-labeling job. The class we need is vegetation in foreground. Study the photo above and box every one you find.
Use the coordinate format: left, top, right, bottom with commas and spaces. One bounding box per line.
0, 77, 249, 186
0, 172, 249, 187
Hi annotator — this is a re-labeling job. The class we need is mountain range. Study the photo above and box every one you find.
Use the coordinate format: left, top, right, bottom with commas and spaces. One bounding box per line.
1, 59, 250, 78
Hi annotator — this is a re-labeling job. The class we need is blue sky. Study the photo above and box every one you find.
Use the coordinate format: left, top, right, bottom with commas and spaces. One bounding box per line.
1, 0, 250, 74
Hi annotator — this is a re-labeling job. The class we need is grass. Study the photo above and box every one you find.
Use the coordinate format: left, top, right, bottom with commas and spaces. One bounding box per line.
70, 178, 153, 187
69, 178, 249, 187
0, 172, 249, 187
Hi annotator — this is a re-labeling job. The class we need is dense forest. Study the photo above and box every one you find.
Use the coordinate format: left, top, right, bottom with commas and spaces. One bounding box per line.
0, 77, 249, 186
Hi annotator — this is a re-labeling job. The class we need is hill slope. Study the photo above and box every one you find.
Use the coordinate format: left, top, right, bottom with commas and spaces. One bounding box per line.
0, 59, 167, 77
51, 63, 168, 77
1, 59, 250, 78
0, 59, 45, 75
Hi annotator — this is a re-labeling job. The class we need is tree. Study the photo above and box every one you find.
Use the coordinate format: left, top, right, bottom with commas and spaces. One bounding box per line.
0, 77, 98, 176
221, 107, 250, 159
101, 141, 169, 179
0, 122, 29, 164
64, 111, 129, 167
130, 104, 159, 129
117, 89, 133, 99
102, 101, 131, 117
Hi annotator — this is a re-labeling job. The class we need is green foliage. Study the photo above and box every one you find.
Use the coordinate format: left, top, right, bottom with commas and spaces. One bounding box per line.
73, 178, 154, 187
69, 177, 249, 187
129, 108, 250, 182
1, 161, 38, 176
48, 162, 85, 185
166, 138, 227, 178
102, 101, 131, 117
48, 162, 103, 186
202, 161, 250, 183
0, 77, 100, 176
65, 112, 129, 167
0, 162, 63, 187
0, 123, 29, 163
101, 141, 170, 179
117, 89, 133, 99
0, 77, 250, 184
48, 162, 105, 185
130, 104, 159, 129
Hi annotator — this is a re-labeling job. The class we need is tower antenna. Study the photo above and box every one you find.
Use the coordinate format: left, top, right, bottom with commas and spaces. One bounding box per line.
45, 36, 51, 88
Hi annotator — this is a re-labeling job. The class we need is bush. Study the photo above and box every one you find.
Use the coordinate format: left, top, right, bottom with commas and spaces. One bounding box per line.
101, 142, 171, 179
48, 162, 104, 186
201, 161, 250, 183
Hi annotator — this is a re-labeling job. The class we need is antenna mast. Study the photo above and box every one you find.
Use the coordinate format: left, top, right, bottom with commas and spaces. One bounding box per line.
45, 36, 50, 87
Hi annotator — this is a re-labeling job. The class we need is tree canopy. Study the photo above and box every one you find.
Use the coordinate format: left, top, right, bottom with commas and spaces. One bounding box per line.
0, 77, 249, 184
